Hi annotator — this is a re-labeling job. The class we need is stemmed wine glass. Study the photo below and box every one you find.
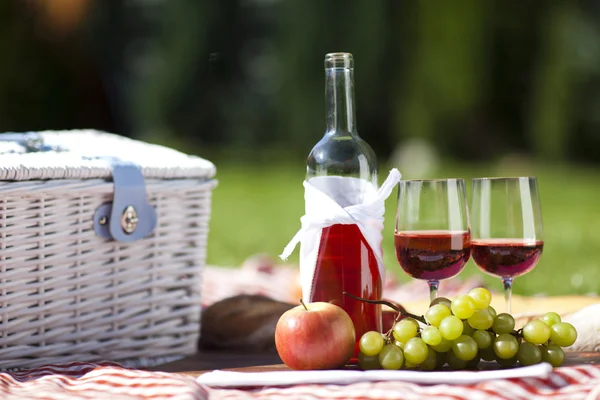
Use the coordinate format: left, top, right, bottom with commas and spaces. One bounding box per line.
395, 179, 471, 302
470, 177, 544, 313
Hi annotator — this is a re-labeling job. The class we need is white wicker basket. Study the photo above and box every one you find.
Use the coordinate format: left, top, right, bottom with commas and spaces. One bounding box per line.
0, 130, 217, 369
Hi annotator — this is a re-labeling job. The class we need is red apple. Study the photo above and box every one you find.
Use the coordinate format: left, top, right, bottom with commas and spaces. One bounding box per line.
275, 300, 355, 370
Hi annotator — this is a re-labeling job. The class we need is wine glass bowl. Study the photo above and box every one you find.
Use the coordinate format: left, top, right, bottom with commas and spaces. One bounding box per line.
469, 177, 544, 313
394, 179, 471, 302
470, 239, 543, 278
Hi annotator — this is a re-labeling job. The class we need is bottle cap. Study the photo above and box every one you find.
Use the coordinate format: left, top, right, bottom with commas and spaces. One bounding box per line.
325, 53, 353, 69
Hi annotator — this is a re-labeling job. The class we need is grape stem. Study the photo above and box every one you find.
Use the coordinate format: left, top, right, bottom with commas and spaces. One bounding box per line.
343, 292, 427, 325
513, 328, 524, 339
485, 327, 523, 339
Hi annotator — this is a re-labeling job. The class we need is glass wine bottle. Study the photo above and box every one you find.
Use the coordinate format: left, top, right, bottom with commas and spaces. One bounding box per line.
306, 52, 382, 356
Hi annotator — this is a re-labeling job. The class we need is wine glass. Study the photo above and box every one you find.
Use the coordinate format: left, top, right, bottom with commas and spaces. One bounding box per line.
470, 177, 544, 313
395, 179, 471, 302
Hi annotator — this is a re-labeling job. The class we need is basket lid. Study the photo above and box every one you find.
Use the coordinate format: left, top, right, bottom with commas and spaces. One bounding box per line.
0, 130, 216, 181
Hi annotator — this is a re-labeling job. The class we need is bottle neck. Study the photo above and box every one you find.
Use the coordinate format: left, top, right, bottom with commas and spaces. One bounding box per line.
325, 65, 357, 136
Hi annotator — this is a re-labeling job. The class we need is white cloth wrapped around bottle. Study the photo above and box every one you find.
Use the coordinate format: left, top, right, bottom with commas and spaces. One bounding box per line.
280, 168, 402, 300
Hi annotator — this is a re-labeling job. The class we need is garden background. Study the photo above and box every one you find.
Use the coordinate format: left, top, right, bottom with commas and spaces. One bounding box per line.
1, 0, 599, 296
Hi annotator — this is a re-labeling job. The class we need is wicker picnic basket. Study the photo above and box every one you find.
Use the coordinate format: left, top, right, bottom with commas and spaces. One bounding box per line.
0, 130, 217, 369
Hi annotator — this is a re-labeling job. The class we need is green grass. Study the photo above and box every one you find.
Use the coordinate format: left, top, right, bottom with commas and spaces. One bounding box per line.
206, 159, 600, 297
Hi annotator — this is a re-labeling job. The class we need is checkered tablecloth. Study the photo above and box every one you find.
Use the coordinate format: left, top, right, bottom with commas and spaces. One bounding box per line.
1, 362, 599, 399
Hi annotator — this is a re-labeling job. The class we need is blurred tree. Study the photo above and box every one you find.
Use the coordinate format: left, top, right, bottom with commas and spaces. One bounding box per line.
484, 0, 547, 158
0, 0, 115, 134
529, 1, 578, 161
393, 0, 488, 159
1, 0, 600, 166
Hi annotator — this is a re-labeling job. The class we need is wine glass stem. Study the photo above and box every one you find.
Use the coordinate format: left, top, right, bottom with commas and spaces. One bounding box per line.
502, 277, 513, 314
428, 280, 439, 303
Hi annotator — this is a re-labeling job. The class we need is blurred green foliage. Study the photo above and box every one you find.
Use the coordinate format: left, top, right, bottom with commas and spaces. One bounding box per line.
1, 1, 600, 295
2, 0, 600, 163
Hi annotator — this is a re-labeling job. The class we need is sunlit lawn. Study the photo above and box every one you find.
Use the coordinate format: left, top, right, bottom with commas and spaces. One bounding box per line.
205, 158, 600, 297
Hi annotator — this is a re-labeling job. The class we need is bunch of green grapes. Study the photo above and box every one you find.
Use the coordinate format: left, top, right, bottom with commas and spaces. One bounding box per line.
357, 288, 578, 371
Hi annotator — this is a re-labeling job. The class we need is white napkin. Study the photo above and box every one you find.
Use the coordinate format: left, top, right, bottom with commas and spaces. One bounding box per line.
280, 169, 402, 300
197, 363, 553, 387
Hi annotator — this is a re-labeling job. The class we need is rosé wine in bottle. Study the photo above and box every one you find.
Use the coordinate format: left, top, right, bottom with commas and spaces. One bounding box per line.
306, 53, 381, 356
310, 224, 381, 357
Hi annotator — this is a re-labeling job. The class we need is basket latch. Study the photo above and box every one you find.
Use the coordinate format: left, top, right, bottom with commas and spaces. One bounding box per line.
93, 161, 157, 242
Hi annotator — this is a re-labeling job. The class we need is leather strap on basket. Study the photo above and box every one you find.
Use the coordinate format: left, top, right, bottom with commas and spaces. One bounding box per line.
93, 160, 157, 242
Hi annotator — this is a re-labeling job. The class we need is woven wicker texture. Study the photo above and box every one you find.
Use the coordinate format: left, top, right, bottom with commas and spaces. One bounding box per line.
0, 131, 216, 369
0, 130, 216, 181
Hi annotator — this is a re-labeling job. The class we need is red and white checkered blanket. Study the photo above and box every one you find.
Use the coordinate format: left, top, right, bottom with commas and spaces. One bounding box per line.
1, 362, 599, 399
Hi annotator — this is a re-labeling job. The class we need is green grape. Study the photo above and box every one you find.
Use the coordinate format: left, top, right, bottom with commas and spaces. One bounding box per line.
492, 313, 515, 334
488, 306, 497, 319
479, 346, 496, 361
462, 320, 475, 336
404, 360, 419, 369
378, 344, 404, 370
496, 355, 518, 367
452, 335, 478, 361
394, 340, 405, 350
393, 319, 419, 343
359, 331, 385, 356
468, 287, 492, 309
473, 329, 492, 349
550, 322, 578, 347
404, 317, 421, 329
451, 295, 477, 320
419, 346, 438, 371
430, 296, 452, 309
468, 308, 494, 330
522, 320, 552, 345
493, 333, 519, 359
358, 352, 381, 370
517, 342, 542, 366
439, 315, 464, 341
425, 304, 452, 327
431, 337, 452, 353
446, 349, 469, 370
421, 325, 442, 346
541, 312, 561, 327
542, 344, 565, 367
403, 337, 429, 365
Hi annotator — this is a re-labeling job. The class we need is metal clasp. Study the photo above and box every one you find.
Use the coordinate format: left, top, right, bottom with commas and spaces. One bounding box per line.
93, 160, 157, 242
121, 205, 139, 234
